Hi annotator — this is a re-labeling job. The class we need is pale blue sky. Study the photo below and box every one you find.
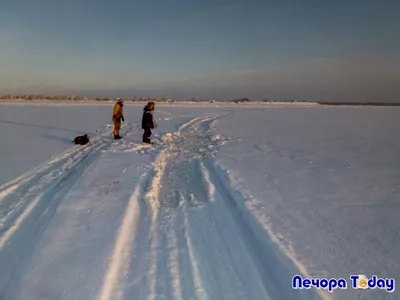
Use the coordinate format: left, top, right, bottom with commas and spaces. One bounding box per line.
1, 0, 399, 101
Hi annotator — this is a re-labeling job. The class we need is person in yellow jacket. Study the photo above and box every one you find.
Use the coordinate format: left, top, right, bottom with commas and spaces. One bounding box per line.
112, 98, 125, 139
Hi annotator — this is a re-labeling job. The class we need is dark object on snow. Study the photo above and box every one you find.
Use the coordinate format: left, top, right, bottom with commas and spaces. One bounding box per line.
73, 134, 89, 145
142, 102, 156, 143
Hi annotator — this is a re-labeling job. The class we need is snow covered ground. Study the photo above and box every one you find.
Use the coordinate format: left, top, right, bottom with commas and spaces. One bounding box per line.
0, 102, 399, 300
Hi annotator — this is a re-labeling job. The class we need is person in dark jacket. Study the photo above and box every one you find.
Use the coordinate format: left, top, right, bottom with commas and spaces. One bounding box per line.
142, 101, 156, 143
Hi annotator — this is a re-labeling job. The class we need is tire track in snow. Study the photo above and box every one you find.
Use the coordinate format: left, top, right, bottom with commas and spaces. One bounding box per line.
199, 161, 215, 202
0, 143, 100, 250
186, 114, 320, 299
0, 133, 122, 296
0, 124, 118, 202
146, 215, 161, 300
181, 192, 210, 300
99, 184, 142, 300
0, 193, 42, 250
202, 159, 329, 300
165, 213, 184, 300
171, 200, 198, 300
145, 149, 167, 300
139, 115, 223, 300
177, 116, 208, 133
161, 156, 251, 299
0, 125, 136, 251
143, 117, 210, 300
95, 114, 225, 300
0, 124, 138, 298
141, 112, 322, 300
0, 124, 135, 208
0, 138, 101, 204
183, 162, 255, 300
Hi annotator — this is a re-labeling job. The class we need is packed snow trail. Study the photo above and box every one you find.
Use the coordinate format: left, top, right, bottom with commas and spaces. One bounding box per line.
98, 114, 319, 300
0, 114, 320, 300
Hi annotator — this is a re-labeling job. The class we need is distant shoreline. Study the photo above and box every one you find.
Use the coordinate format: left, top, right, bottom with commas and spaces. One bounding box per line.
0, 99, 399, 107
316, 102, 400, 106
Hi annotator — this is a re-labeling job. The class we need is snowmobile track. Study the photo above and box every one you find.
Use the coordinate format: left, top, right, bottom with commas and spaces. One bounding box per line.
203, 160, 324, 300
0, 125, 121, 199
98, 114, 319, 300
0, 125, 137, 296
135, 113, 324, 300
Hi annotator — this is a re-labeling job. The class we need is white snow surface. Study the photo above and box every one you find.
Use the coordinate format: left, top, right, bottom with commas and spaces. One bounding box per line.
0, 102, 399, 300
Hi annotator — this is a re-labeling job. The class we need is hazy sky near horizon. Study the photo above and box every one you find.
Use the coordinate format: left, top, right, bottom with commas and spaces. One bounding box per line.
1, 0, 399, 101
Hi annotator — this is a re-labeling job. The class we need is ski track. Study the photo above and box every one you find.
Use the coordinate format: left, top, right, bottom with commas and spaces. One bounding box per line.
0, 114, 323, 300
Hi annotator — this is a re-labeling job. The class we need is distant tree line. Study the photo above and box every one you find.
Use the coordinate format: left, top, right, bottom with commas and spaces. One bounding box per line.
316, 101, 400, 106
0, 94, 87, 100
1, 94, 314, 103
3, 94, 397, 106
0, 94, 175, 102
